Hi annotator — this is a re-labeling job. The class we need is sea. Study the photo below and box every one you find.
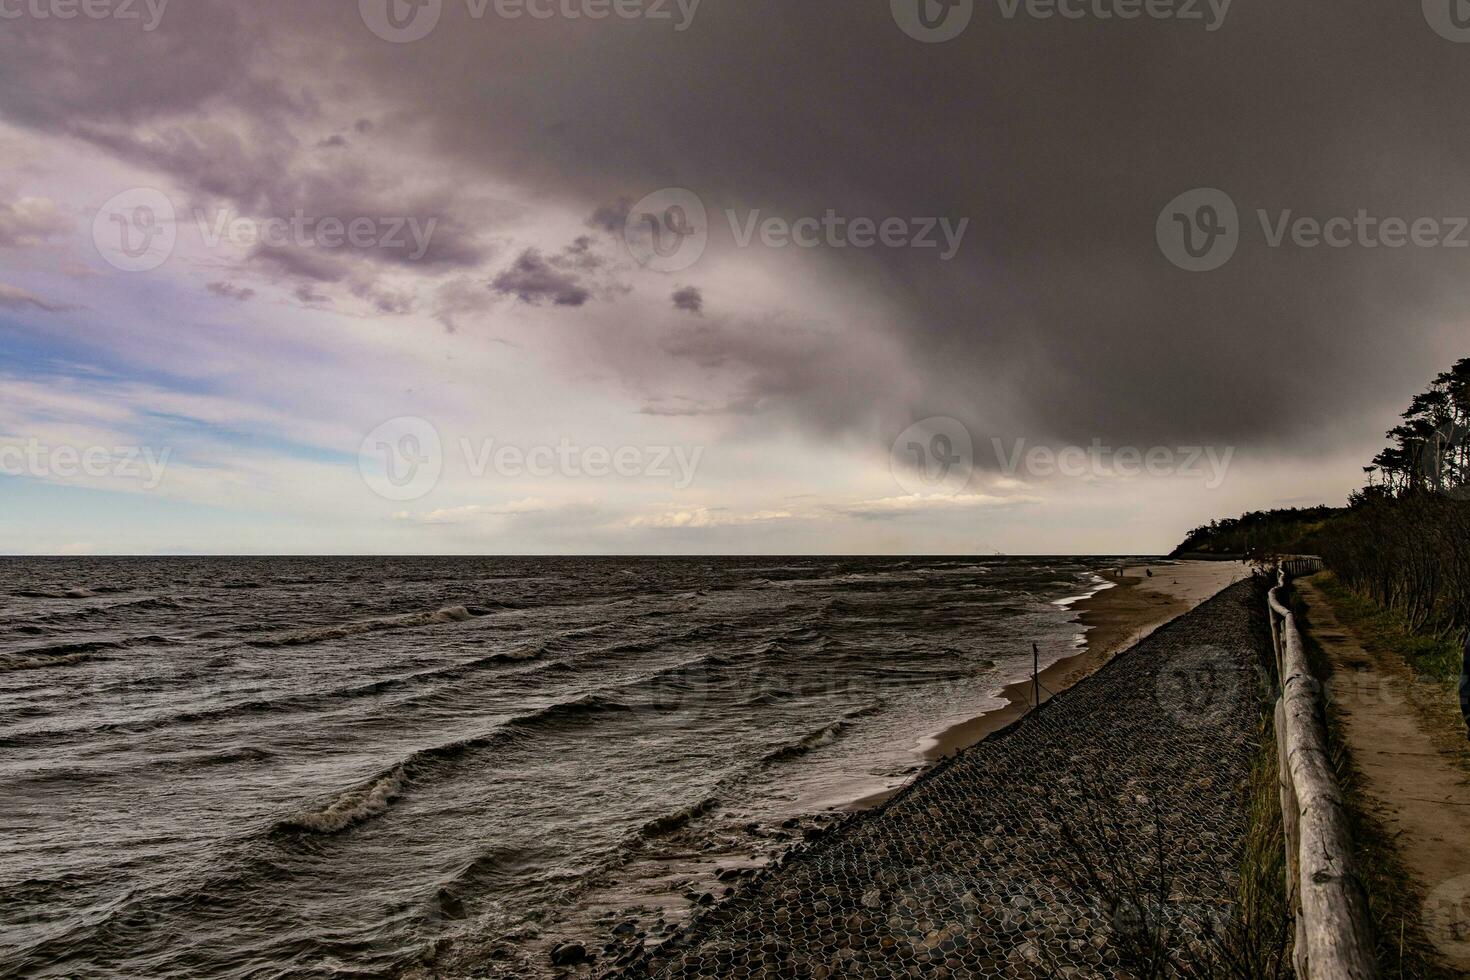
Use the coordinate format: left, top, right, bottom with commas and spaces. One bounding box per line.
0, 556, 1130, 978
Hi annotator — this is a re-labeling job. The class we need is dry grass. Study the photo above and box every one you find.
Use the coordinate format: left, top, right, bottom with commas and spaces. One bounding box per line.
1230, 709, 1292, 979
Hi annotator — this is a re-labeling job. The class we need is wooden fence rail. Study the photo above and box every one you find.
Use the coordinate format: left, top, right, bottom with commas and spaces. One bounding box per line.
1268, 562, 1377, 979
1281, 556, 1326, 579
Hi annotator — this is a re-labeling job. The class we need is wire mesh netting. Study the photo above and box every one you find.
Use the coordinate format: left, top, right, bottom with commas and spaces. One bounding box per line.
612, 578, 1271, 979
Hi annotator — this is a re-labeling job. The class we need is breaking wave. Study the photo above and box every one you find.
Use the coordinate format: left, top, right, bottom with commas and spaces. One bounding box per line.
637, 796, 719, 839
275, 767, 410, 834
0, 636, 172, 673
272, 695, 633, 835
761, 703, 883, 765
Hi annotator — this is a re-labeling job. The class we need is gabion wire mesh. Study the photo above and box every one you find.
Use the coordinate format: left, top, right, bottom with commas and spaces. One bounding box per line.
612, 579, 1270, 979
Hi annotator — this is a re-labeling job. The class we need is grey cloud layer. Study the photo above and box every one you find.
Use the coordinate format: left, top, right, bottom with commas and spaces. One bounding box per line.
671, 286, 703, 314
3, 0, 1466, 462
492, 248, 594, 306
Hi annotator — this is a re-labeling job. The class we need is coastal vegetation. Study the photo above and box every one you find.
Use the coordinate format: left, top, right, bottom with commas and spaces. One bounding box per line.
1172, 507, 1345, 559
1175, 356, 1470, 651
1174, 357, 1468, 976
1309, 573, 1463, 685
1314, 494, 1470, 657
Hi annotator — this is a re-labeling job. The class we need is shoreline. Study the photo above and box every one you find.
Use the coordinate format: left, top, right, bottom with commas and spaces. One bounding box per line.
623, 578, 1269, 977
428, 559, 1255, 975
848, 558, 1251, 809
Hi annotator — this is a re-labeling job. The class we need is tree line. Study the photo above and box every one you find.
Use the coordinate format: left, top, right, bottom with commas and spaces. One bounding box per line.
1318, 358, 1469, 641
1173, 506, 1345, 558
1360, 358, 1469, 498
1175, 357, 1469, 643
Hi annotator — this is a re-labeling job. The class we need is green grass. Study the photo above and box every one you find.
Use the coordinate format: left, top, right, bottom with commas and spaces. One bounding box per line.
1313, 573, 1463, 683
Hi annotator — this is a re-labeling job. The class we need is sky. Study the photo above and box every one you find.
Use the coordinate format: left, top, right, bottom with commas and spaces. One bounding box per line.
0, 0, 1465, 555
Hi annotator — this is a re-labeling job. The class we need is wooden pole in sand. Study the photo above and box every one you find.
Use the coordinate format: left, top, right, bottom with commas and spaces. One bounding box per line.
1033, 643, 1040, 707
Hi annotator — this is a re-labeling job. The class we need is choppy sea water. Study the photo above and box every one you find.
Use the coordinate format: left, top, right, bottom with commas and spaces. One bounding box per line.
0, 557, 1129, 978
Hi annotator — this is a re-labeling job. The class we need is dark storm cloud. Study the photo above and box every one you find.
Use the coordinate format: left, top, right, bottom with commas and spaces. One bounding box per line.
672, 286, 704, 315
250, 245, 350, 284
587, 198, 633, 235
556, 236, 604, 272
294, 284, 330, 306
0, 1, 268, 128
591, 314, 912, 434
206, 282, 256, 302
317, 0, 1466, 456
4, 1, 1466, 461
489, 235, 626, 307
492, 249, 593, 307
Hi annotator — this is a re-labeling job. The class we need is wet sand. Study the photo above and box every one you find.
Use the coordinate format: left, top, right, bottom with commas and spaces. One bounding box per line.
913, 558, 1252, 771
622, 578, 1270, 979
916, 559, 1251, 765
830, 560, 1255, 824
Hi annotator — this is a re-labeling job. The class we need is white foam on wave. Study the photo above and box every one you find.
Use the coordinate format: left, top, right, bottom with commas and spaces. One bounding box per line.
280, 766, 408, 834
1051, 575, 1115, 608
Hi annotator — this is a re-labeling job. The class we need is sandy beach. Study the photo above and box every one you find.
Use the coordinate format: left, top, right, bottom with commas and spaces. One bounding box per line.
623, 579, 1270, 978
918, 558, 1253, 764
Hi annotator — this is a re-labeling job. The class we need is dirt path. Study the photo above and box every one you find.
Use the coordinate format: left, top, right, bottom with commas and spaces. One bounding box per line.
1294, 577, 1470, 973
